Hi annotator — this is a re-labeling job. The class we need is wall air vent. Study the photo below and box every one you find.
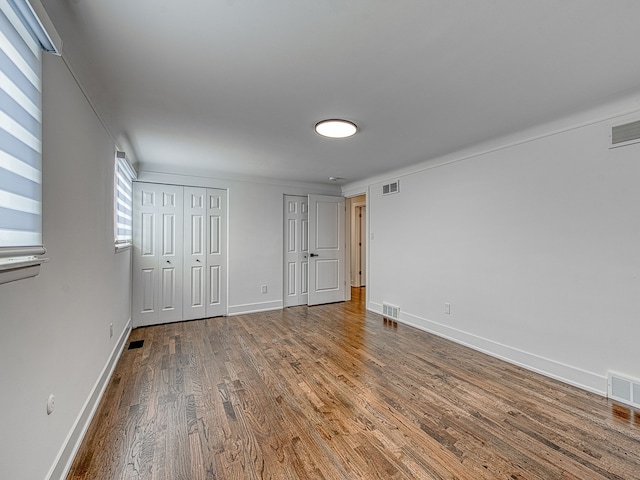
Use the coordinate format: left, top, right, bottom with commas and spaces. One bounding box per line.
382, 303, 400, 321
610, 119, 640, 148
382, 180, 399, 196
608, 372, 640, 409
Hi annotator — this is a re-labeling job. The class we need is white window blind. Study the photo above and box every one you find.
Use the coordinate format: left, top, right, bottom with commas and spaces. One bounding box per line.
0, 0, 58, 264
114, 151, 136, 250
0, 0, 59, 283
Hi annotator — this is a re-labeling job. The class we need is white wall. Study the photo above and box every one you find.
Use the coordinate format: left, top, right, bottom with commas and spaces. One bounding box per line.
350, 101, 640, 396
0, 54, 132, 480
137, 171, 340, 315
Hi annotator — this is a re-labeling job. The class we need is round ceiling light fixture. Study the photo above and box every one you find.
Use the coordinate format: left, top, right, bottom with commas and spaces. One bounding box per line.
315, 119, 358, 138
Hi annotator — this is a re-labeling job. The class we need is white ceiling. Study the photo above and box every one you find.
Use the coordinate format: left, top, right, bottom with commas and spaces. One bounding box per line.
43, 0, 640, 185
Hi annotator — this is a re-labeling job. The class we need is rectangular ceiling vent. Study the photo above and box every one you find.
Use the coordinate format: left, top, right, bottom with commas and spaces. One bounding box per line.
610, 119, 640, 148
382, 180, 400, 196
382, 302, 400, 321
608, 372, 640, 409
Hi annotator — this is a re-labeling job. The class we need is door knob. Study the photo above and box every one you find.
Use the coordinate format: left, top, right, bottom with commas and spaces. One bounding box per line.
196, 259, 201, 263
310, 253, 319, 257
166, 260, 171, 264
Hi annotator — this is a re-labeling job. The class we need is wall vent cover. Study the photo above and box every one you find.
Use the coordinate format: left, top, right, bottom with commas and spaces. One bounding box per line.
382, 180, 400, 196
608, 372, 640, 409
382, 302, 400, 320
611, 119, 640, 148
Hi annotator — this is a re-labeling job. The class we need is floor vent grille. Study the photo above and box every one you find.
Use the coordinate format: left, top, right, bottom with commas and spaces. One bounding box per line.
608, 372, 640, 409
382, 303, 400, 321
128, 340, 144, 350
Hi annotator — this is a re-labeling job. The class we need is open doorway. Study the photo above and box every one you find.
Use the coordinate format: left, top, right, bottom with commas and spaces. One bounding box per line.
346, 194, 367, 298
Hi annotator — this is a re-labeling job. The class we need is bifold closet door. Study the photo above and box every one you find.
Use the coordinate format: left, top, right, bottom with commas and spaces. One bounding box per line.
283, 195, 309, 307
183, 187, 227, 320
132, 183, 184, 327
205, 189, 227, 318
183, 187, 206, 320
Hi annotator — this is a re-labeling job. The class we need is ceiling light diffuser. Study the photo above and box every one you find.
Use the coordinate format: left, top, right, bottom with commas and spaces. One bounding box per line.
315, 119, 358, 138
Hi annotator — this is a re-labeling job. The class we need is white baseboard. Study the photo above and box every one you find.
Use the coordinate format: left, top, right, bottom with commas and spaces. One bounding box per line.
46, 318, 132, 480
227, 300, 283, 316
369, 302, 606, 396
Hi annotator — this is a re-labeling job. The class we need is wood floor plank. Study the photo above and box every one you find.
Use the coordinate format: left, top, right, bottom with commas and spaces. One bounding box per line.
67, 288, 640, 479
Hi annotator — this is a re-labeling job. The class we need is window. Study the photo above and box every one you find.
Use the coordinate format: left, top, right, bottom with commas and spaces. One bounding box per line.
114, 151, 136, 251
0, 0, 60, 283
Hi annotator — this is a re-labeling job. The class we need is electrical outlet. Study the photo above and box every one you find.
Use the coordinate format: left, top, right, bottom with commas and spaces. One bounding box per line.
444, 303, 451, 315
261, 285, 267, 294
109, 323, 113, 338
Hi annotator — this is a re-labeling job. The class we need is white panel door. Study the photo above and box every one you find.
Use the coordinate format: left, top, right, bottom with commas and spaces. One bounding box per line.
283, 195, 309, 307
206, 189, 227, 318
133, 182, 184, 327
183, 187, 206, 320
157, 185, 184, 323
308, 195, 345, 306
132, 183, 159, 326
134, 183, 226, 325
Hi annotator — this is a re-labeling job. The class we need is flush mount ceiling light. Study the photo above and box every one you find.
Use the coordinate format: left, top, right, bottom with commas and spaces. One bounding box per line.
315, 119, 358, 138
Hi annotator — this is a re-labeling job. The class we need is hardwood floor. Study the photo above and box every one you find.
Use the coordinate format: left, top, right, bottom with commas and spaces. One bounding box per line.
68, 288, 640, 479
